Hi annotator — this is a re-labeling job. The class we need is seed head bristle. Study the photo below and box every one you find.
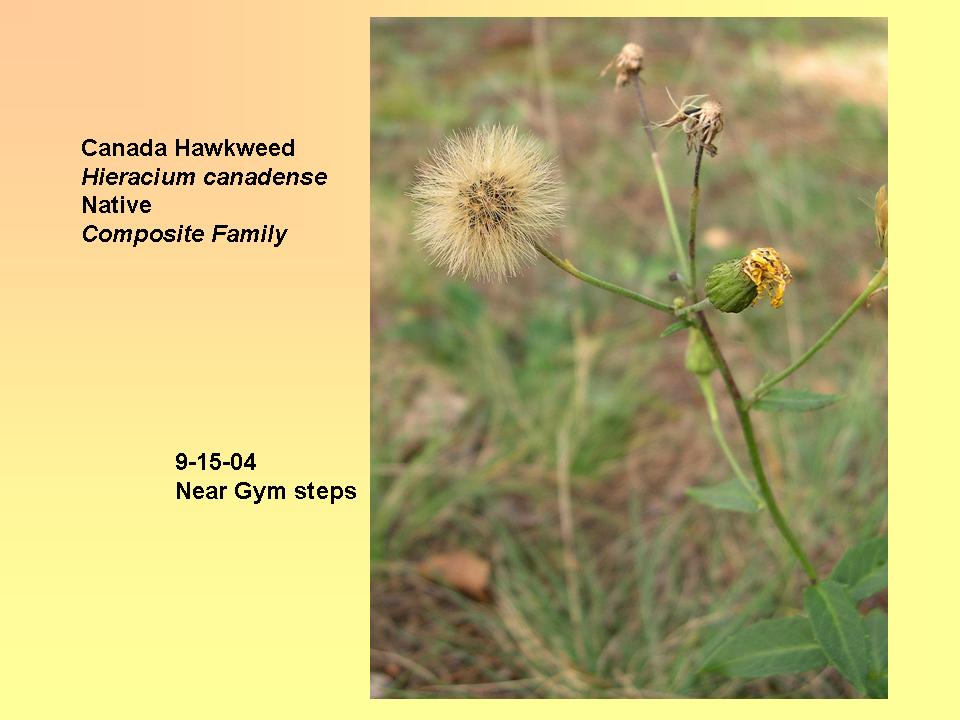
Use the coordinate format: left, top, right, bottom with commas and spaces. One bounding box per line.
409, 126, 564, 281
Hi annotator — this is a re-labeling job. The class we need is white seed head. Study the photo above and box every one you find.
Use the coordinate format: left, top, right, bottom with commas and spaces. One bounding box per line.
410, 126, 564, 281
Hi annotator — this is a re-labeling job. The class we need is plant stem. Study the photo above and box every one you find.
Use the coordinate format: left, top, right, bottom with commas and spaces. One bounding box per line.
749, 261, 888, 405
533, 242, 674, 314
629, 78, 690, 287
695, 313, 820, 583
555, 424, 587, 663
695, 373, 764, 508
626, 74, 819, 583
688, 145, 705, 300
676, 298, 711, 315
533, 19, 588, 664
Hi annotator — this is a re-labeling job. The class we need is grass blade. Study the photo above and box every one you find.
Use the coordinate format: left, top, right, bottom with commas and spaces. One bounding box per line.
754, 388, 842, 412
686, 479, 764, 513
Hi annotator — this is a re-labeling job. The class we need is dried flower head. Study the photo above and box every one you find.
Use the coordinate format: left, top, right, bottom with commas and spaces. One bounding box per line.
410, 126, 564, 281
660, 95, 725, 156
874, 185, 888, 257
742, 247, 792, 308
601, 43, 644, 90
706, 247, 792, 313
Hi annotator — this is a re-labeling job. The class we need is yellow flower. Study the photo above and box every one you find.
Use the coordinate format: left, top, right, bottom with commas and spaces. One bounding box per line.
410, 126, 564, 281
742, 247, 792, 308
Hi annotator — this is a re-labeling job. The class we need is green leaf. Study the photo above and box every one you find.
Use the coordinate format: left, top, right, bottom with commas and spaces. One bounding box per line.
686, 479, 763, 513
864, 609, 888, 698
803, 580, 869, 694
660, 320, 689, 338
702, 617, 827, 678
754, 388, 842, 412
830, 535, 887, 602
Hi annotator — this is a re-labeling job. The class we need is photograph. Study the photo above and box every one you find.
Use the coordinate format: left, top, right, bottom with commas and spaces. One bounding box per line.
371, 17, 888, 699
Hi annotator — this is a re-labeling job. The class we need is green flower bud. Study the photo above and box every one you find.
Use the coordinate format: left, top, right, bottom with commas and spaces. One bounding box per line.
705, 259, 757, 313
685, 329, 716, 376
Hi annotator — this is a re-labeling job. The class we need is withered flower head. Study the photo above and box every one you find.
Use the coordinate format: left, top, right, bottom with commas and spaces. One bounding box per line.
601, 43, 644, 90
706, 247, 792, 313
410, 126, 564, 281
741, 247, 792, 308
660, 95, 725, 157
874, 185, 888, 257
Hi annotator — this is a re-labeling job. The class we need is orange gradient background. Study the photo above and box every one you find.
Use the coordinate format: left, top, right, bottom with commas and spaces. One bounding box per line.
0, 1, 955, 717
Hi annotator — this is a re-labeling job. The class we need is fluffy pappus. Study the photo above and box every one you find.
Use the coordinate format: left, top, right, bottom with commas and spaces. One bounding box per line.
409, 126, 564, 281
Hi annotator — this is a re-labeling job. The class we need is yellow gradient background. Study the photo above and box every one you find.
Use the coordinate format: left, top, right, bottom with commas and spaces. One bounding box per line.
0, 1, 953, 716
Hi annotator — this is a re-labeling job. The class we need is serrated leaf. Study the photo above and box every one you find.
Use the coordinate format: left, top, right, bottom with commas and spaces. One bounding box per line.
830, 535, 887, 602
864, 609, 888, 698
702, 617, 827, 678
803, 580, 869, 694
660, 320, 689, 338
754, 388, 842, 412
686, 479, 764, 513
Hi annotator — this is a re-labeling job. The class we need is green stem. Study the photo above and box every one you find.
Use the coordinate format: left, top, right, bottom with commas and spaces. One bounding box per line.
695, 313, 819, 583
630, 78, 690, 286
626, 75, 818, 583
749, 261, 888, 405
676, 298, 711, 315
695, 374, 763, 508
533, 242, 674, 314
688, 145, 705, 300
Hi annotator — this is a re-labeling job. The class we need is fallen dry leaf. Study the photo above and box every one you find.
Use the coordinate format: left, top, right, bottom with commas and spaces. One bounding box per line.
418, 550, 491, 601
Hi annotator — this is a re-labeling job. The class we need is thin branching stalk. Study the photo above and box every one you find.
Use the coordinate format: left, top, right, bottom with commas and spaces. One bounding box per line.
534, 242, 674, 313
533, 18, 587, 665
625, 81, 820, 582
695, 374, 763, 508
695, 313, 820, 583
749, 261, 889, 405
556, 425, 587, 663
688, 145, 705, 298
629, 77, 690, 287
676, 298, 711, 315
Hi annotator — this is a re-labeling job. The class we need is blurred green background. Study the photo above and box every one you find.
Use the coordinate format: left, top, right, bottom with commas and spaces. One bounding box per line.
371, 17, 886, 698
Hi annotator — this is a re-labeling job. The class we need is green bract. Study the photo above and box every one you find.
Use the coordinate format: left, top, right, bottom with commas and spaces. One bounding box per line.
685, 329, 716, 375
705, 259, 757, 313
